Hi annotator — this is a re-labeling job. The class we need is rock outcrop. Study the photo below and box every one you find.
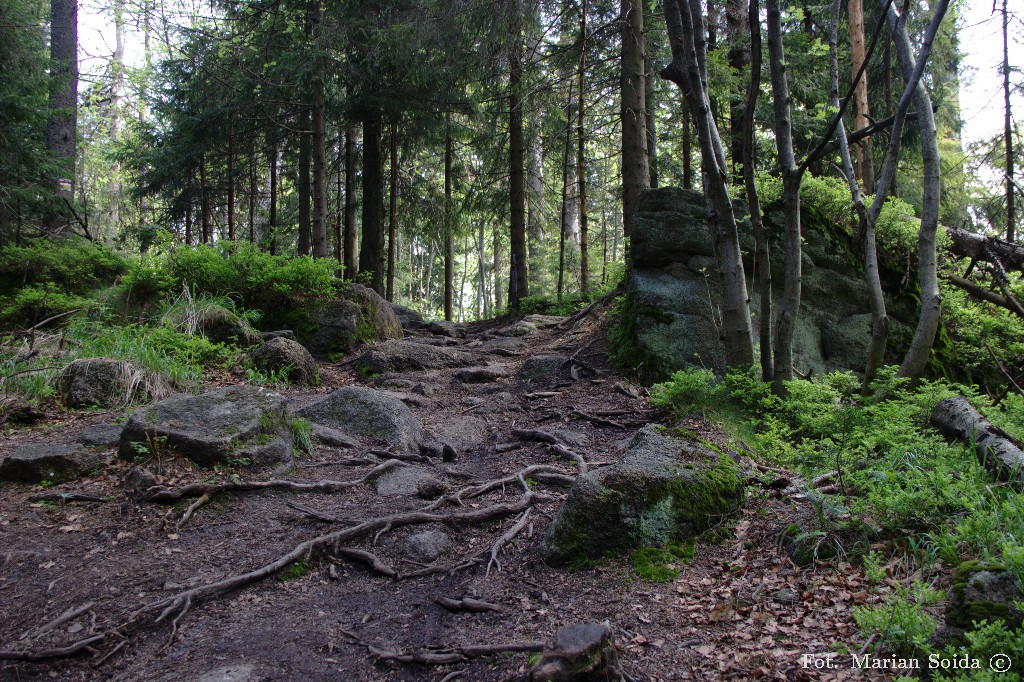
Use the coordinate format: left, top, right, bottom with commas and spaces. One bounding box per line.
355, 339, 479, 375
0, 443, 105, 483
299, 284, 402, 357
119, 386, 292, 468
297, 386, 422, 453
541, 424, 744, 565
57, 358, 161, 408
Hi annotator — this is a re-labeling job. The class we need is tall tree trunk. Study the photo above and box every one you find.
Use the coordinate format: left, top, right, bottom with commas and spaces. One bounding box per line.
200, 157, 211, 244
527, 121, 545, 288
359, 117, 386, 295
577, 0, 589, 291
621, 0, 650, 237
558, 83, 574, 301
344, 124, 358, 278
336, 136, 344, 263
311, 0, 328, 258
387, 124, 398, 301
849, 0, 874, 193
268, 141, 278, 255
444, 129, 455, 320
107, 0, 125, 241
1003, 0, 1016, 243
744, 0, 772, 380
682, 97, 693, 189
508, 0, 528, 309
662, 0, 754, 368
46, 0, 78, 235
726, 0, 750, 184
494, 231, 506, 312
184, 175, 193, 246
766, 0, 801, 393
298, 107, 312, 256
886, 0, 949, 380
248, 151, 256, 242
227, 124, 235, 241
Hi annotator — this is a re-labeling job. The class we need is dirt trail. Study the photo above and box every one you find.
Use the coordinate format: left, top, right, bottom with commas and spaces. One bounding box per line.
0, 314, 882, 681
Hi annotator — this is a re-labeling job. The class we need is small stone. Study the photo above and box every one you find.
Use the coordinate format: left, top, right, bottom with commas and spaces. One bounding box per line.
122, 466, 159, 495
311, 423, 359, 448
259, 330, 297, 343
416, 476, 449, 499
1, 397, 44, 424
413, 382, 436, 396
298, 386, 423, 454
773, 588, 800, 605
946, 560, 1023, 631
454, 365, 509, 384
427, 320, 465, 338
529, 623, 623, 682
402, 530, 452, 562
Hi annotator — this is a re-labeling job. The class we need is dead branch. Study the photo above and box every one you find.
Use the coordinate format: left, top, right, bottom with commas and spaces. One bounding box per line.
0, 634, 105, 661
286, 501, 354, 524
525, 391, 562, 399
145, 459, 405, 503
494, 442, 522, 453
176, 492, 211, 528
367, 449, 430, 463
487, 509, 532, 577
334, 548, 398, 578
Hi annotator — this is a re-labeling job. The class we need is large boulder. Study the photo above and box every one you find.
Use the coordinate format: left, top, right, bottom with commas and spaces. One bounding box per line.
300, 284, 402, 357
390, 304, 426, 331
57, 358, 161, 408
518, 355, 568, 383
541, 425, 744, 566
355, 339, 478, 376
0, 443, 105, 483
297, 386, 422, 453
118, 386, 292, 468
249, 337, 319, 386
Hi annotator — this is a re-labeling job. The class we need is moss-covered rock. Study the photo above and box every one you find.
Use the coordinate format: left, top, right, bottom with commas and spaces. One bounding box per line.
296, 386, 422, 453
249, 337, 319, 386
540, 424, 745, 566
946, 560, 1024, 631
299, 284, 401, 357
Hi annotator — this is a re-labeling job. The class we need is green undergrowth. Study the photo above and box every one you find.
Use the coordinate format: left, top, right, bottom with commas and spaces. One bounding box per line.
652, 366, 1024, 672
631, 540, 696, 582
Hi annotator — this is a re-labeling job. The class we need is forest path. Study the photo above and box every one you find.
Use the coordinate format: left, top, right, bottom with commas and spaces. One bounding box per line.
0, 311, 880, 681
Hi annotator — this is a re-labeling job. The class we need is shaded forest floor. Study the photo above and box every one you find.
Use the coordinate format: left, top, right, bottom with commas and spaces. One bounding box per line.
0, 311, 897, 681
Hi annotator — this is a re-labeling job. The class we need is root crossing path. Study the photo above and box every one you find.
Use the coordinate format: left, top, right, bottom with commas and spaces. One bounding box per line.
0, 312, 880, 681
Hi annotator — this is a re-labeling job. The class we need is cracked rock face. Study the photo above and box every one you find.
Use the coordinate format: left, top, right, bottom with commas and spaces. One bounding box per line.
298, 386, 422, 454
119, 385, 292, 468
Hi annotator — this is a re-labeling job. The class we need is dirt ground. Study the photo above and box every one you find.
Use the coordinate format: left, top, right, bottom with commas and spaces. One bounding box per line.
0, 313, 898, 681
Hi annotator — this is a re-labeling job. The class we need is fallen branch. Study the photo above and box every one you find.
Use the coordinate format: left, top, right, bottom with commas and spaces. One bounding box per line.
20, 602, 94, 641
931, 395, 1024, 491
176, 492, 211, 528
433, 596, 504, 613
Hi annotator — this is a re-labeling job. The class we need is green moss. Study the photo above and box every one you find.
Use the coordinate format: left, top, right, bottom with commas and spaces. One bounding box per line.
608, 295, 675, 384
632, 540, 696, 582
278, 560, 310, 581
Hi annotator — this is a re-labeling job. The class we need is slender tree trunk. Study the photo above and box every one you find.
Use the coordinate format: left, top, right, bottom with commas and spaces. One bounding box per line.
621, 0, 650, 237
336, 136, 343, 263
527, 121, 545, 288
200, 158, 212, 245
46, 0, 78, 235
227, 124, 235, 241
444, 126, 454, 320
682, 97, 693, 189
577, 0, 589, 291
726, 0, 750, 184
494, 231, 506, 312
249, 151, 256, 242
508, 0, 528, 309
849, 0, 874, 193
387, 124, 398, 301
884, 33, 896, 197
662, 0, 754, 368
458, 229, 471, 321
184, 175, 193, 246
766, 0, 801, 392
268, 141, 278, 255
298, 107, 312, 256
558, 83, 574, 301
744, 0, 772, 380
478, 219, 487, 318
886, 0, 949, 380
344, 125, 358, 278
1003, 0, 1015, 243
311, 0, 328, 259
107, 0, 125, 240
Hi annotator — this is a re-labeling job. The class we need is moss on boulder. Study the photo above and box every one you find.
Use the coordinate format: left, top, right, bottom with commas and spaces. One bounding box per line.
946, 560, 1024, 631
298, 284, 401, 357
540, 424, 745, 566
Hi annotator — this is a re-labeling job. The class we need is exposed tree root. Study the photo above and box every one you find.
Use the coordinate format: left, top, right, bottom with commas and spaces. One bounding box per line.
0, 634, 105, 662
334, 548, 397, 578
511, 428, 564, 445
487, 509, 532, 577
341, 628, 543, 665
145, 459, 405, 503
27, 493, 109, 503
19, 602, 94, 642
433, 596, 504, 613
549, 443, 588, 474
571, 408, 626, 429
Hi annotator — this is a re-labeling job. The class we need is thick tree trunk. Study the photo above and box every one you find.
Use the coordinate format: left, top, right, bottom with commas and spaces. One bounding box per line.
227, 125, 235, 241
444, 128, 454, 320
931, 396, 1024, 491
184, 175, 193, 246
946, 227, 1024, 273
107, 0, 125, 240
558, 84, 573, 302
200, 157, 211, 244
268, 142, 278, 255
1003, 0, 1016, 243
311, 0, 328, 258
662, 0, 754, 368
359, 117, 386, 295
298, 107, 312, 256
849, 0, 874, 193
344, 125, 358, 278
494, 231, 506, 311
621, 0, 650, 237
766, 0, 801, 392
527, 121, 545, 287
336, 136, 343, 263
387, 125, 398, 302
248, 151, 256, 243
886, 0, 949, 380
46, 0, 78, 235
682, 98, 692, 189
508, 0, 528, 309
744, 0, 772, 380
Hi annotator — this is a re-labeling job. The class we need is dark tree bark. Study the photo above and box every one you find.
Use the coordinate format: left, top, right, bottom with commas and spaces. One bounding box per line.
726, 0, 750, 184
558, 83, 573, 301
298, 107, 312, 256
268, 142, 278, 255
621, 0, 650, 237
577, 0, 589, 291
444, 127, 454, 320
200, 157, 211, 244
311, 77, 328, 256
682, 97, 692, 189
46, 0, 78, 235
359, 116, 386, 295
508, 0, 528, 309
227, 124, 235, 241
662, 0, 754, 368
849, 0, 874, 193
387, 124, 398, 302
344, 124, 358, 278
766, 0, 801, 391
946, 226, 1024, 273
